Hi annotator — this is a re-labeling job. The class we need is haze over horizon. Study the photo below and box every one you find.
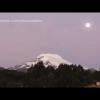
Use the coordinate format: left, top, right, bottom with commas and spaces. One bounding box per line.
0, 13, 100, 69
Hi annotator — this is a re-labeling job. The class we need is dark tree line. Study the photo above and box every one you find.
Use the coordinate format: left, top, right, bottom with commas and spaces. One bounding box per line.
0, 61, 100, 87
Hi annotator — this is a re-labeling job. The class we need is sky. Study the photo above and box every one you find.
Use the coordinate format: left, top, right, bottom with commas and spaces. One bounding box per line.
0, 13, 100, 69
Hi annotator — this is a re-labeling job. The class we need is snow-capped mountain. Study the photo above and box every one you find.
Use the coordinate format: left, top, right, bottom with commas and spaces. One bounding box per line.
13, 53, 72, 71
36, 54, 72, 68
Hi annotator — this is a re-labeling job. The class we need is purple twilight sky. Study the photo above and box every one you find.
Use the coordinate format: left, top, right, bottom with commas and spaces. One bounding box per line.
0, 13, 100, 68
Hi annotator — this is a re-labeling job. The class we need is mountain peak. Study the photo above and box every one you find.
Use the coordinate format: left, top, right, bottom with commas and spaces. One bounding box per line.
36, 53, 72, 68
13, 53, 72, 71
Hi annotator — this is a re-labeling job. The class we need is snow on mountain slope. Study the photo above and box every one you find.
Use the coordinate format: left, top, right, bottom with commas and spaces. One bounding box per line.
36, 54, 72, 68
14, 53, 72, 70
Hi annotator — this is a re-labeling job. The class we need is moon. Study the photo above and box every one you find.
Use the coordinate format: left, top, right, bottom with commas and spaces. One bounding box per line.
85, 22, 91, 28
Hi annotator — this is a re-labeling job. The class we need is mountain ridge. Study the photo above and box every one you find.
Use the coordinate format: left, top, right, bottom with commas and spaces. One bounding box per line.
12, 53, 72, 71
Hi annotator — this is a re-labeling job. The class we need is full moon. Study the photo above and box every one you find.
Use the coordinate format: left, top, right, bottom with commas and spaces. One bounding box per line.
85, 22, 91, 28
